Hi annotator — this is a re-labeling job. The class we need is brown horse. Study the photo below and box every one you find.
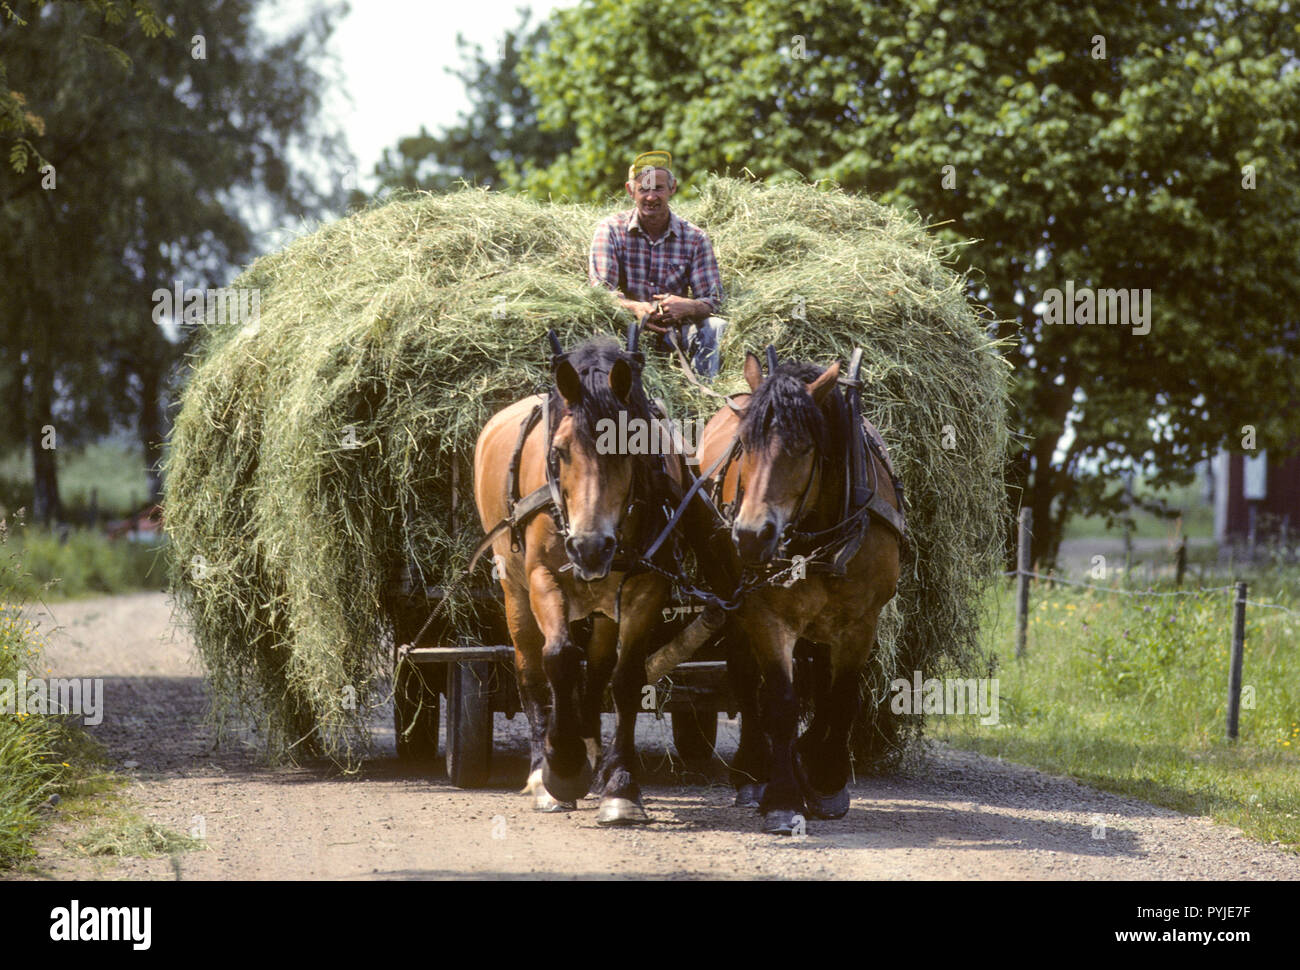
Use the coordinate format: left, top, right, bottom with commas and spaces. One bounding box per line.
696, 351, 903, 835
473, 332, 683, 824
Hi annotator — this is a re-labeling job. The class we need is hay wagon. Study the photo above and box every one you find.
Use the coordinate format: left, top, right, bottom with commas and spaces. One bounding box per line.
167, 178, 1007, 776
389, 568, 734, 789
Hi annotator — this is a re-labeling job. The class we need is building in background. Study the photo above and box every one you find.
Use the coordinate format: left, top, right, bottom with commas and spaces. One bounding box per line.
1212, 446, 1300, 550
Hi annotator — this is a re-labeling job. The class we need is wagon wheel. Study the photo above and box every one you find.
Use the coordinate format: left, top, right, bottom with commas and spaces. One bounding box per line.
671, 708, 719, 763
445, 659, 494, 788
394, 657, 440, 762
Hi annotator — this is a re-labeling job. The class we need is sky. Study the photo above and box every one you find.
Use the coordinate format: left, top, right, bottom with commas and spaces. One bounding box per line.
315, 0, 577, 192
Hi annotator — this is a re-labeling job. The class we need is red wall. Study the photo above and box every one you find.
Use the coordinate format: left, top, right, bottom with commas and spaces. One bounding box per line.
1226, 448, 1300, 539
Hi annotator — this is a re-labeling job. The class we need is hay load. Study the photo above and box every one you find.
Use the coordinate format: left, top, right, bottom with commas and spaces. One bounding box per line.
164, 177, 1010, 767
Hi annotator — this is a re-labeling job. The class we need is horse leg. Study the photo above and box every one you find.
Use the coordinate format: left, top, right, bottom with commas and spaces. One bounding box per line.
594, 592, 661, 825
594, 643, 652, 824
726, 626, 769, 809
743, 614, 802, 835
582, 615, 618, 782
502, 583, 571, 812
793, 646, 833, 779
531, 569, 593, 804
797, 640, 870, 821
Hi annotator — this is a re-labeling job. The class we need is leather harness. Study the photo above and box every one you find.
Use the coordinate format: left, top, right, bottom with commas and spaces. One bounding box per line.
469, 337, 907, 608
702, 365, 908, 582
468, 364, 684, 581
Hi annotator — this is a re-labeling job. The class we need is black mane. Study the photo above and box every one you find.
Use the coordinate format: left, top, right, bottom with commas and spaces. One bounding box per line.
740, 361, 839, 455
553, 337, 656, 454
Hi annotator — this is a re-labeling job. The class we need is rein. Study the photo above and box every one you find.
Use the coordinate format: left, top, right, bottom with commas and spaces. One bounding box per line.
664, 326, 745, 415
423, 339, 908, 657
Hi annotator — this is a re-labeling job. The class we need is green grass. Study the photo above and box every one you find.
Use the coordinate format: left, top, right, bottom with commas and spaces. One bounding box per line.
74, 816, 204, 859
1, 515, 187, 871
1064, 478, 1215, 541
932, 569, 1300, 851
0, 440, 151, 523
0, 528, 83, 867
2, 524, 167, 601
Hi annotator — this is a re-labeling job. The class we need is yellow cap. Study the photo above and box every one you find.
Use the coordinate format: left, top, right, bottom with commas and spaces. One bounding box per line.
628, 150, 672, 183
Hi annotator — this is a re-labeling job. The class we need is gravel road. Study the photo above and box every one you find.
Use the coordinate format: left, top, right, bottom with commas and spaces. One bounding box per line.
11, 592, 1298, 880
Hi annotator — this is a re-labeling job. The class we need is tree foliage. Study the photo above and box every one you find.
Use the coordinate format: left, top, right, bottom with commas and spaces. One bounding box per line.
1, 0, 170, 173
0, 0, 349, 521
516, 0, 1300, 564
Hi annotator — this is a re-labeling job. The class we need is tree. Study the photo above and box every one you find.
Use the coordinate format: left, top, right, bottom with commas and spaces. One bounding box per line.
370, 7, 574, 198
1, 0, 170, 174
518, 0, 1300, 565
0, 0, 350, 522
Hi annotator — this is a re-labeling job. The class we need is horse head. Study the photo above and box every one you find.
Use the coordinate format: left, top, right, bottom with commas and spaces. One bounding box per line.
549, 328, 657, 581
732, 350, 841, 565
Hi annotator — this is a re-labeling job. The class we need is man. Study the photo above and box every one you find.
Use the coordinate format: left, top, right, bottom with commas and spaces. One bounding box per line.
589, 150, 727, 377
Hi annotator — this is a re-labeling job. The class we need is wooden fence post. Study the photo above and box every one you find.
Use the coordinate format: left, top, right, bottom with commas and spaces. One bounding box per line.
1015, 507, 1032, 659
1226, 581, 1247, 741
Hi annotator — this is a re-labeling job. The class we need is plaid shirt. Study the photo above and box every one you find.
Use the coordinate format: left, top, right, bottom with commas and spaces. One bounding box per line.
589, 209, 724, 313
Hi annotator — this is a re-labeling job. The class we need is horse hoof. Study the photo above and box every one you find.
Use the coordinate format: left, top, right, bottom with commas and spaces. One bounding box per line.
542, 755, 593, 804
803, 786, 850, 820
734, 783, 765, 810
762, 809, 806, 837
596, 797, 650, 826
793, 750, 849, 820
535, 791, 576, 813
523, 768, 576, 812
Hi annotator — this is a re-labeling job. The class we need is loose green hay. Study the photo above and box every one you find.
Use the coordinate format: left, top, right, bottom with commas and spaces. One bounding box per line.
164, 177, 1010, 769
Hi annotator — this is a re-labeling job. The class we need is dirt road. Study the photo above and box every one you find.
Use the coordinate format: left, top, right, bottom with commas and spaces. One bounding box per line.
13, 593, 1299, 880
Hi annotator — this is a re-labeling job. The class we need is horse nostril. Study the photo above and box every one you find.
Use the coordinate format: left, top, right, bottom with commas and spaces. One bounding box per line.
758, 520, 777, 545
567, 532, 615, 570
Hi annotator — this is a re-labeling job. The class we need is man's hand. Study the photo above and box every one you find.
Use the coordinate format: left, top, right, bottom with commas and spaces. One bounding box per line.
651, 293, 706, 321
622, 299, 668, 333
622, 299, 671, 333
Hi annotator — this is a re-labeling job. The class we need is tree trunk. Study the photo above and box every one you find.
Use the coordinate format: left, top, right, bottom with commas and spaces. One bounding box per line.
27, 338, 62, 526
1028, 433, 1059, 571
137, 362, 164, 506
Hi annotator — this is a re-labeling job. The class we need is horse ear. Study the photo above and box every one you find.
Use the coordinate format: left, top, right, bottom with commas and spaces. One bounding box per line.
556, 359, 582, 405
806, 360, 841, 405
743, 352, 763, 391
609, 358, 632, 402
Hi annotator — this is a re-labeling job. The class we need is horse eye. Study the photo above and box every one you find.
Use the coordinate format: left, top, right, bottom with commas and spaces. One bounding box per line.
554, 445, 570, 463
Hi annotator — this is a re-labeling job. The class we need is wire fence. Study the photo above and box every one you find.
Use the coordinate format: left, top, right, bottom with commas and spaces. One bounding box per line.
1007, 508, 1298, 740
1002, 568, 1300, 614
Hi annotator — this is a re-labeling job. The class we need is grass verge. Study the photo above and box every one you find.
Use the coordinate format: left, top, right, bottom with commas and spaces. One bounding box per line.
1, 564, 81, 866
932, 569, 1300, 852
1, 516, 187, 872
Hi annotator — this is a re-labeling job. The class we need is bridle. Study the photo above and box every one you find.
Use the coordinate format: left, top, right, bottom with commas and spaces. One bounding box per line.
706, 345, 908, 583
777, 443, 825, 556
541, 325, 679, 575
